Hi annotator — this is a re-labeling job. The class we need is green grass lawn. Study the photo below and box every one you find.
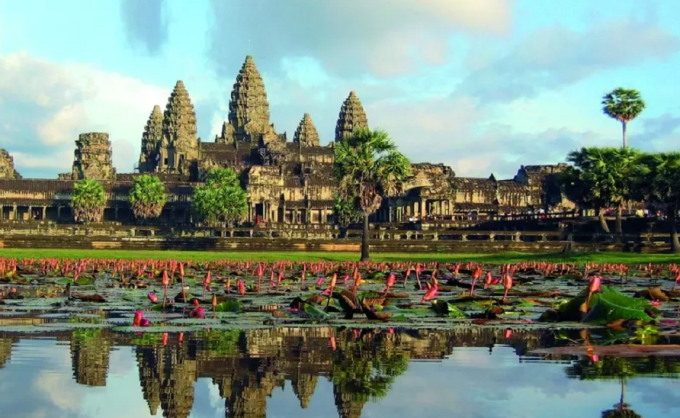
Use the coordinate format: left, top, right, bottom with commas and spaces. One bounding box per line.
1, 248, 680, 264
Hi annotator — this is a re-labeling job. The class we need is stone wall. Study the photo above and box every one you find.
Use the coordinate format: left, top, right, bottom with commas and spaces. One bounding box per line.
0, 223, 668, 253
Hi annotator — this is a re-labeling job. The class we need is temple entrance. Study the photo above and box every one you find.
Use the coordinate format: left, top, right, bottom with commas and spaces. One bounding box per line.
255, 204, 265, 221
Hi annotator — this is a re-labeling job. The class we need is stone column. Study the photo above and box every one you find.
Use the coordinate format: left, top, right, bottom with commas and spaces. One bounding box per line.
28, 205, 33, 221
42, 206, 46, 221
57, 206, 62, 221
420, 199, 426, 218
321, 208, 327, 224
12, 204, 17, 221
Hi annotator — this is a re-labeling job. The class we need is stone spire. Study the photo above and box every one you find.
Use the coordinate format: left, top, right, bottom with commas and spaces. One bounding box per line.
162, 80, 198, 148
292, 372, 318, 409
70, 332, 114, 387
139, 105, 164, 172
71, 133, 116, 180
335, 91, 368, 142
0, 149, 21, 179
293, 113, 320, 147
228, 55, 270, 141
215, 121, 236, 145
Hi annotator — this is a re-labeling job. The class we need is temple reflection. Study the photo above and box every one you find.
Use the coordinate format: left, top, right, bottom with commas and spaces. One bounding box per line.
0, 327, 677, 418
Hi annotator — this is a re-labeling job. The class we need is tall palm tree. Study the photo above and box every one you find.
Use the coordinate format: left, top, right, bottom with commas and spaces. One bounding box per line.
128, 175, 167, 221
567, 147, 640, 234
333, 128, 410, 261
71, 179, 107, 223
635, 152, 680, 253
602, 88, 645, 149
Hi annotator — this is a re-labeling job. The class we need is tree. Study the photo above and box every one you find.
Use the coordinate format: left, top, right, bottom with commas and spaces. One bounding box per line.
333, 194, 362, 230
333, 128, 411, 261
602, 88, 645, 149
128, 175, 167, 221
566, 147, 640, 234
635, 152, 680, 253
192, 167, 248, 227
71, 179, 106, 223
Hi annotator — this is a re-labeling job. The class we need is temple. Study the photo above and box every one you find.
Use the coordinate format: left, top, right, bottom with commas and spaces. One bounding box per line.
0, 55, 573, 225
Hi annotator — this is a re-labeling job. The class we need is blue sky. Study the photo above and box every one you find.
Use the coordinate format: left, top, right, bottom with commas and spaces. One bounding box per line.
0, 0, 679, 179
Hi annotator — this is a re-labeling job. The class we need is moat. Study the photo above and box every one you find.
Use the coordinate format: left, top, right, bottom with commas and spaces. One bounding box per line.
0, 326, 678, 418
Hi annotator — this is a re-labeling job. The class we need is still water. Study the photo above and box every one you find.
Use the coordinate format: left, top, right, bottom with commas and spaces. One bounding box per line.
0, 327, 678, 418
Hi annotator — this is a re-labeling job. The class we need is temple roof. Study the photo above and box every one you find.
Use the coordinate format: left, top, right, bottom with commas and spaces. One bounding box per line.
293, 113, 320, 147
229, 55, 270, 137
335, 91, 368, 142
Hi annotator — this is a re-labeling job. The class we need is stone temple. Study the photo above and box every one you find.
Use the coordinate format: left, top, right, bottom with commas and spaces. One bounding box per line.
0, 55, 572, 224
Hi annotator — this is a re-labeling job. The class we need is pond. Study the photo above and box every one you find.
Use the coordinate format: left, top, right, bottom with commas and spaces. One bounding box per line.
0, 326, 678, 418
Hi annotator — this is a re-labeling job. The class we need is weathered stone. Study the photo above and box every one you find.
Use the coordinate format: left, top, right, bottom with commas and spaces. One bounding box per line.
335, 91, 368, 142
215, 121, 236, 145
139, 105, 164, 172
229, 55, 270, 141
0, 149, 21, 179
71, 133, 116, 180
159, 80, 199, 173
293, 113, 320, 146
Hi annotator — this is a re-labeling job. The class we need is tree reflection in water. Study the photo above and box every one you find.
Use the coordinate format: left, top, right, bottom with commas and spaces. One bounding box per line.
565, 354, 680, 418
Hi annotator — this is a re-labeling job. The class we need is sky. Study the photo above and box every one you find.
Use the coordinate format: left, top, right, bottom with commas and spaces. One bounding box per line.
0, 0, 679, 179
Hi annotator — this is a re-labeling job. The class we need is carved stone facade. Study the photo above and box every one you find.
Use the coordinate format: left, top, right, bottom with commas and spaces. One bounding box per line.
138, 105, 164, 173
335, 91, 369, 142
70, 133, 116, 181
229, 55, 271, 142
0, 54, 573, 226
293, 113, 320, 147
0, 149, 21, 179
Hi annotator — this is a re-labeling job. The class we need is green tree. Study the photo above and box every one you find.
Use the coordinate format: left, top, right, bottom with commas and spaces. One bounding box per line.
566, 147, 640, 234
602, 88, 645, 149
333, 194, 361, 229
635, 152, 680, 253
71, 179, 106, 223
192, 167, 248, 227
333, 128, 411, 261
128, 175, 167, 220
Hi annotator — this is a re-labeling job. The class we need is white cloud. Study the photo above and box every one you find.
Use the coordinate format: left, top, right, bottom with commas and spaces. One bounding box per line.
0, 52, 169, 177
207, 0, 514, 79
457, 18, 680, 103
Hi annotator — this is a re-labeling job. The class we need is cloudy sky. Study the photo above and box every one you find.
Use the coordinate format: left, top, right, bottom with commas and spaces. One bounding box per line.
0, 0, 679, 179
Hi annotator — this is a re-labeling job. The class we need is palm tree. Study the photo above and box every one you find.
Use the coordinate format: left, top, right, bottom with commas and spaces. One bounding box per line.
567, 147, 640, 234
602, 88, 645, 149
635, 152, 680, 253
128, 175, 167, 221
71, 179, 106, 223
333, 128, 411, 261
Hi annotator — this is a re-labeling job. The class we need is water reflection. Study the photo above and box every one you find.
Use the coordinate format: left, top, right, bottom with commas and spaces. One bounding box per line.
0, 327, 678, 418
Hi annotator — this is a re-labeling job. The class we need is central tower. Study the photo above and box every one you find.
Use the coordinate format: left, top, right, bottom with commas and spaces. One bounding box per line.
228, 55, 271, 142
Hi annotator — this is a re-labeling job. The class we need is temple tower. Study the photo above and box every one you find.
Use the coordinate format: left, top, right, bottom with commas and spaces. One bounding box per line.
138, 105, 164, 172
71, 133, 116, 180
293, 113, 320, 147
292, 372, 318, 409
334, 91, 368, 142
215, 121, 236, 145
160, 80, 199, 173
228, 55, 270, 142
0, 149, 21, 179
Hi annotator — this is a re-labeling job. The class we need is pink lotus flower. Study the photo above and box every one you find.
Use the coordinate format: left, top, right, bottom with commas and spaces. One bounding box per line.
147, 292, 158, 304
650, 300, 662, 307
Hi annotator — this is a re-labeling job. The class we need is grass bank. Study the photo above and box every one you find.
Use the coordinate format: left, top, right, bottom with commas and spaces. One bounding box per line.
1, 248, 679, 264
